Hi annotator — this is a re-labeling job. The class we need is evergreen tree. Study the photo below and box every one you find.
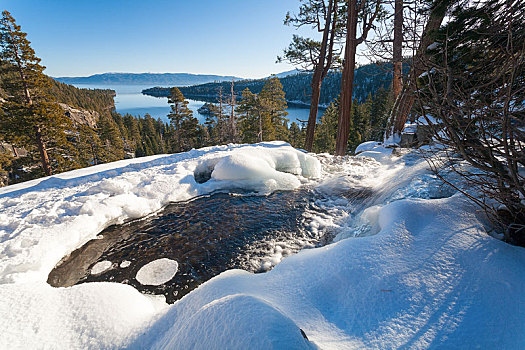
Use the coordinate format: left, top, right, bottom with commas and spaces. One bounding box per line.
167, 87, 199, 152
259, 77, 289, 141
98, 112, 124, 161
77, 124, 107, 166
237, 88, 262, 143
417, 0, 525, 244
288, 122, 304, 148
237, 78, 290, 144
348, 95, 372, 152
369, 87, 393, 141
123, 113, 141, 151
0, 10, 73, 176
280, 0, 344, 151
313, 98, 339, 153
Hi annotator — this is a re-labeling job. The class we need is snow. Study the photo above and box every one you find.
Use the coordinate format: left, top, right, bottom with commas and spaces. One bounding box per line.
90, 260, 112, 275
1, 141, 524, 349
354, 141, 381, 154
355, 141, 394, 162
195, 146, 320, 193
417, 115, 438, 125
136, 259, 179, 286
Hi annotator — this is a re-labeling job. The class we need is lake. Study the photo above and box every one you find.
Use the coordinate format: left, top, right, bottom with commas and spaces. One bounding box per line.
72, 84, 324, 126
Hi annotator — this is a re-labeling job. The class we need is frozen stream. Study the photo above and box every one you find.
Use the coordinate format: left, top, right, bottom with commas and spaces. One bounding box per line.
48, 189, 340, 303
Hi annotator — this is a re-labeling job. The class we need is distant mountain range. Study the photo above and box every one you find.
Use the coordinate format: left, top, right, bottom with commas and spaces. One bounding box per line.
273, 69, 302, 78
143, 63, 402, 106
54, 73, 242, 86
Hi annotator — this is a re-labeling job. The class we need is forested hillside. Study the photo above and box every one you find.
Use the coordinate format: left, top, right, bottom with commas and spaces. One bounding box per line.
49, 79, 115, 114
143, 62, 404, 105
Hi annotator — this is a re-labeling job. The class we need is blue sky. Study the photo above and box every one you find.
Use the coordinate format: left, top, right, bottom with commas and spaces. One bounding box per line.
2, 0, 316, 78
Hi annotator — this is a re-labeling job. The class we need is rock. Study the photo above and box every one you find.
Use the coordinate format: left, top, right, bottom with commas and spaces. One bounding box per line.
59, 103, 99, 128
399, 124, 435, 148
0, 142, 27, 157
416, 124, 433, 145
399, 132, 416, 148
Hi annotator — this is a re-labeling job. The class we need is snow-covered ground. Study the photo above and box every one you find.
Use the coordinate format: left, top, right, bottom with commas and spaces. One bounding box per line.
0, 141, 524, 349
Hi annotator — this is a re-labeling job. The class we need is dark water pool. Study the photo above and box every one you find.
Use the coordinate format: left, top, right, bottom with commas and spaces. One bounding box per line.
48, 190, 335, 303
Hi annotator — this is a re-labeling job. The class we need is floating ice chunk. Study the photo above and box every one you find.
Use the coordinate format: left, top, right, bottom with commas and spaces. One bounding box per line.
136, 258, 178, 286
120, 260, 131, 268
91, 260, 112, 275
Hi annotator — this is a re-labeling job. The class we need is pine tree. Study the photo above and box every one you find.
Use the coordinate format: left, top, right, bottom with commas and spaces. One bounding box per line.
417, 0, 525, 244
77, 124, 107, 166
288, 122, 304, 148
335, 0, 382, 155
167, 87, 198, 152
369, 87, 393, 141
237, 88, 261, 143
259, 77, 289, 141
0, 10, 73, 176
98, 112, 124, 161
237, 78, 290, 144
280, 0, 344, 151
123, 113, 141, 152
313, 98, 339, 153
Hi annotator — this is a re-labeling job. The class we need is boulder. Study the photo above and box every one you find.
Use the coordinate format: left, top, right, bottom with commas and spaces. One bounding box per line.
59, 103, 99, 128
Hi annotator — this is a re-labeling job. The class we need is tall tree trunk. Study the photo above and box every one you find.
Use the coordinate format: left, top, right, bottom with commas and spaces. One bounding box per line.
11, 144, 19, 158
229, 80, 237, 143
35, 126, 51, 176
387, 0, 450, 138
218, 87, 224, 142
304, 77, 323, 150
257, 106, 263, 142
335, 0, 358, 156
393, 0, 403, 99
304, 0, 335, 152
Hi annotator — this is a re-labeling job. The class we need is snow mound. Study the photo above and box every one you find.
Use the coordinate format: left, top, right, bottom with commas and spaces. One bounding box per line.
141, 294, 314, 349
136, 258, 179, 286
0, 282, 165, 349
0, 142, 315, 286
354, 141, 393, 161
194, 146, 321, 193
354, 141, 382, 154
90, 260, 112, 275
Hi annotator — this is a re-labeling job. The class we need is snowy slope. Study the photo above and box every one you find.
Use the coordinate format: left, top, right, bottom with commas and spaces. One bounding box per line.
0, 142, 524, 349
